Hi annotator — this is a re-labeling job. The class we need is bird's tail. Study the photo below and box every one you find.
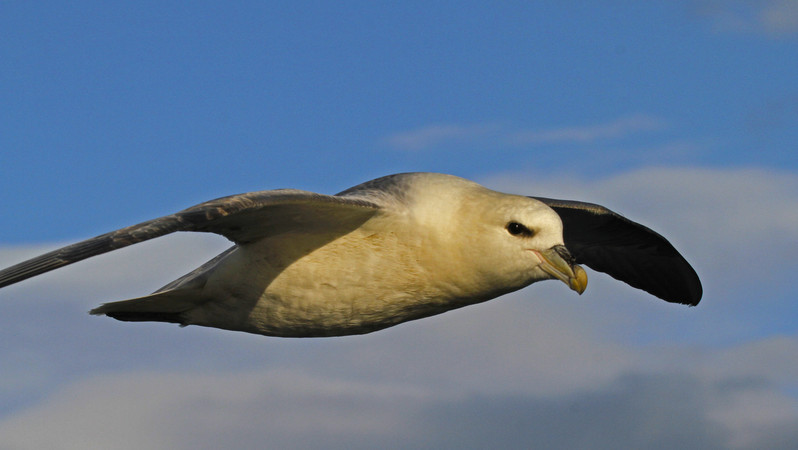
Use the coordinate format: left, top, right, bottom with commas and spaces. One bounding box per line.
89, 289, 208, 325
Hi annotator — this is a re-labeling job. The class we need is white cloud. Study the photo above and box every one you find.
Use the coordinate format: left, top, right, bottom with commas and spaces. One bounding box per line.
0, 329, 795, 449
0, 370, 435, 450
383, 114, 668, 151
761, 0, 798, 34
382, 123, 498, 151
507, 114, 667, 145
695, 0, 798, 37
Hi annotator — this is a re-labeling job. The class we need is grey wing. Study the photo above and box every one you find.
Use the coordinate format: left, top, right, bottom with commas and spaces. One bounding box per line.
0, 190, 381, 289
533, 197, 702, 306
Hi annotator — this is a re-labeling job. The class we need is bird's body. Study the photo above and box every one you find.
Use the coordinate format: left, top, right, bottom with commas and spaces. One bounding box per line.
0, 173, 701, 337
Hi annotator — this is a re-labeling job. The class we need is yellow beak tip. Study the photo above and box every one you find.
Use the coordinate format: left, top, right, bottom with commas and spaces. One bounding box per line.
570, 265, 588, 295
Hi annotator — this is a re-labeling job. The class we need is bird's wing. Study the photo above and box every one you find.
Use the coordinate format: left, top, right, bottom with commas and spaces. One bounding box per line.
532, 197, 702, 306
0, 190, 381, 289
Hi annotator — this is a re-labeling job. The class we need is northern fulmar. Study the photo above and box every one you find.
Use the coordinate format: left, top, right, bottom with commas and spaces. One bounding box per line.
0, 173, 702, 337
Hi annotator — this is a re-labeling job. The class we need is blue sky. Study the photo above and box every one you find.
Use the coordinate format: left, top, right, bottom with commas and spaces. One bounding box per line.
1, 1, 797, 449
2, 1, 796, 242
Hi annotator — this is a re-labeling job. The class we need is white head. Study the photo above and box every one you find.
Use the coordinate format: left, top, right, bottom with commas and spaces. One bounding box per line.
379, 173, 588, 301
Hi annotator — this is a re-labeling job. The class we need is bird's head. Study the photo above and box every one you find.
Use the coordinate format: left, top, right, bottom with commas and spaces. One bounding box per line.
400, 173, 587, 298
473, 193, 588, 295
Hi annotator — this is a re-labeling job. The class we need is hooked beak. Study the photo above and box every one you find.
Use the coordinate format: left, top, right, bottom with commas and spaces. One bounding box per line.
533, 245, 588, 294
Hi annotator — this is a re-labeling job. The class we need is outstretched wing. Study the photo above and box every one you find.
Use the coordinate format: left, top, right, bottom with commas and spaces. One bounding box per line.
533, 197, 702, 306
0, 190, 381, 289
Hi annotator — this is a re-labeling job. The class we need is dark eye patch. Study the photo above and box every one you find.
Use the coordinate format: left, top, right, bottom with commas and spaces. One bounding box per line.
506, 222, 534, 237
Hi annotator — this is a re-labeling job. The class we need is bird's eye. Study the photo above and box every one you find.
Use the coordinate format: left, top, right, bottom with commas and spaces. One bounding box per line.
506, 222, 533, 237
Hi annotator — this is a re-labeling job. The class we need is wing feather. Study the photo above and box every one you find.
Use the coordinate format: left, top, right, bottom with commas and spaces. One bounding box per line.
533, 197, 702, 306
0, 190, 380, 289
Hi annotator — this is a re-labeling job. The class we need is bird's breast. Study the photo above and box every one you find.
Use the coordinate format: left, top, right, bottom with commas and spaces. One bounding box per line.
194, 226, 460, 336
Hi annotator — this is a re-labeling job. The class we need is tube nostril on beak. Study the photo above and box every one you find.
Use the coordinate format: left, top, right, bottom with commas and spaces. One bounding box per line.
553, 245, 576, 266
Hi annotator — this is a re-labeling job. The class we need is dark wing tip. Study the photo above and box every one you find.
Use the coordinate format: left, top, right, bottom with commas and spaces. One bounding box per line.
533, 197, 703, 306
0, 216, 184, 290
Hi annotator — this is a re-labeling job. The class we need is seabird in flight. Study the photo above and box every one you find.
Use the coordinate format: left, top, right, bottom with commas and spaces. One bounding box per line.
0, 173, 702, 337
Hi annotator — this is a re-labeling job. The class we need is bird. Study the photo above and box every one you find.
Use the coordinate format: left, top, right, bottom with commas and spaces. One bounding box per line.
0, 172, 702, 337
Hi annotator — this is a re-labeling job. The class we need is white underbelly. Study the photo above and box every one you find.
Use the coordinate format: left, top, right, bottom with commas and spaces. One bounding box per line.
188, 230, 457, 337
